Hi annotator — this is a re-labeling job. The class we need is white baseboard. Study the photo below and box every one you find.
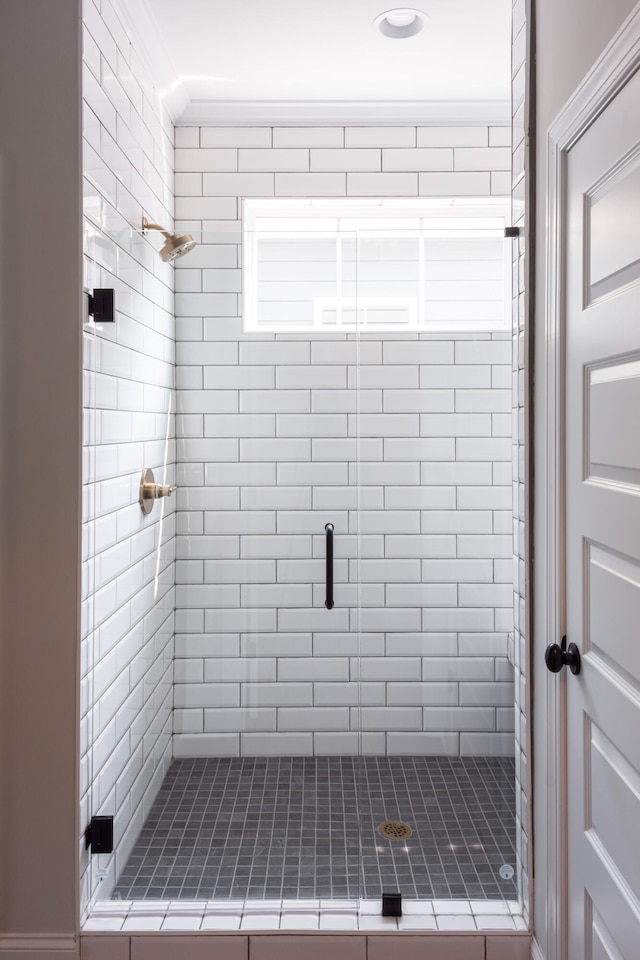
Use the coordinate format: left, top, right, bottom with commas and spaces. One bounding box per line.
0, 934, 78, 958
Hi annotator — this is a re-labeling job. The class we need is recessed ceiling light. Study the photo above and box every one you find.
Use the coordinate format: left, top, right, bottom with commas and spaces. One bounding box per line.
373, 8, 427, 39
386, 12, 417, 27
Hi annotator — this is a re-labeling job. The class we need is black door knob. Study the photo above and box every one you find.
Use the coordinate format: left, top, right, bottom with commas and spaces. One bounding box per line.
545, 643, 565, 672
545, 637, 581, 675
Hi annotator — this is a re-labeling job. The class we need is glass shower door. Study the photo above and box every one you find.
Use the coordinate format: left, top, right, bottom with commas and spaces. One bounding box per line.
353, 217, 518, 909
350, 224, 424, 907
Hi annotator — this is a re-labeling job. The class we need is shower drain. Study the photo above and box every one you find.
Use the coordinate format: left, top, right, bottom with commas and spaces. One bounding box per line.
378, 820, 412, 840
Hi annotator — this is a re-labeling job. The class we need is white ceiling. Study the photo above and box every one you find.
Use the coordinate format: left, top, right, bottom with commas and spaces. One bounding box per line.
134, 0, 512, 122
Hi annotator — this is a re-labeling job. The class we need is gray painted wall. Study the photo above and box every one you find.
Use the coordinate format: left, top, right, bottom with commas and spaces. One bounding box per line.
0, 0, 82, 938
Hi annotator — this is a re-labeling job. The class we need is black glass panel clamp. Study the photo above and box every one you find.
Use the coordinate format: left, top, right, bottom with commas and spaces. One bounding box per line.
325, 523, 334, 610
84, 815, 114, 854
382, 892, 402, 917
88, 288, 115, 323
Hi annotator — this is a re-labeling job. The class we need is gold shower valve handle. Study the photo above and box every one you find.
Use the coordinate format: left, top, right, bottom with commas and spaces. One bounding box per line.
143, 482, 174, 499
139, 468, 176, 514
154, 483, 175, 498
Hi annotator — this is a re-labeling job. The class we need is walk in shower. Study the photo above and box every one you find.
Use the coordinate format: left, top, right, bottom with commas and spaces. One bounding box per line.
82, 193, 519, 922
78, 0, 526, 921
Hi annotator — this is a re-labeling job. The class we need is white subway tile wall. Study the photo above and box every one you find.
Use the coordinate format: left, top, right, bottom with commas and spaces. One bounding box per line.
81, 0, 175, 916
173, 123, 514, 759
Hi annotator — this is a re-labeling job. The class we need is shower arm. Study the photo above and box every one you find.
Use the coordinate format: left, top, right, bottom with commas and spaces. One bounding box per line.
142, 216, 170, 238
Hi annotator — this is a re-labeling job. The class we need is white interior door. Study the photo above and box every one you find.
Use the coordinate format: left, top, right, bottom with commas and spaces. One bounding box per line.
565, 66, 640, 958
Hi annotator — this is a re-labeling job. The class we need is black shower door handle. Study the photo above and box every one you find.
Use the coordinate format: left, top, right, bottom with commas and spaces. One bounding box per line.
325, 523, 334, 610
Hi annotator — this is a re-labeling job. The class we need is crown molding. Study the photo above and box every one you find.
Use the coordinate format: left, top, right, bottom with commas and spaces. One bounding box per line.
177, 99, 511, 126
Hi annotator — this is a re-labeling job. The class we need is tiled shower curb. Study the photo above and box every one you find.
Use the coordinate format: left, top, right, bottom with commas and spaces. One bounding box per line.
84, 898, 527, 932
81, 930, 533, 960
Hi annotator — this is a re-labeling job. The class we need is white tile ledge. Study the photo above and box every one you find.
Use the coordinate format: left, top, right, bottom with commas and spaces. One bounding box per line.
85, 898, 527, 933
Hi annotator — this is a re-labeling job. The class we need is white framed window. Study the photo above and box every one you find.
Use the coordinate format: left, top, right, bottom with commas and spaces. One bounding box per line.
242, 198, 512, 334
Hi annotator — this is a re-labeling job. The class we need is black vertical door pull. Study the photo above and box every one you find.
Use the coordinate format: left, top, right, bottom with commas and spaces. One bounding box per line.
325, 523, 334, 610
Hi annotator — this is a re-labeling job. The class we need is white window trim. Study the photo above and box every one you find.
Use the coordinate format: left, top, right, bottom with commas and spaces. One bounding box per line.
312, 296, 419, 330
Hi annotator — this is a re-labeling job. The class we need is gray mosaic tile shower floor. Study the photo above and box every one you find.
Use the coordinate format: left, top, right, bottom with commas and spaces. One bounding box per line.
113, 756, 517, 902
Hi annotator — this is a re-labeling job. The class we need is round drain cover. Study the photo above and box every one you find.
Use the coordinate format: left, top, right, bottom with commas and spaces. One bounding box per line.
499, 864, 515, 880
378, 820, 412, 840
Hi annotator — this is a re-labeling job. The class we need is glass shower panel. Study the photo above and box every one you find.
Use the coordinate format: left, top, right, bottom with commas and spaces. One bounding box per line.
82, 216, 176, 908
81, 308, 99, 911
170, 226, 365, 902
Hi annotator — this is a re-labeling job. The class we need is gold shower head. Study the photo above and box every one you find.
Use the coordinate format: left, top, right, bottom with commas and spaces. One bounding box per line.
142, 216, 197, 262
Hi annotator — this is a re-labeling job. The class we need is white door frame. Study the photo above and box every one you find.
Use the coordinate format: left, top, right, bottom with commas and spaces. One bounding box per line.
542, 5, 640, 960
